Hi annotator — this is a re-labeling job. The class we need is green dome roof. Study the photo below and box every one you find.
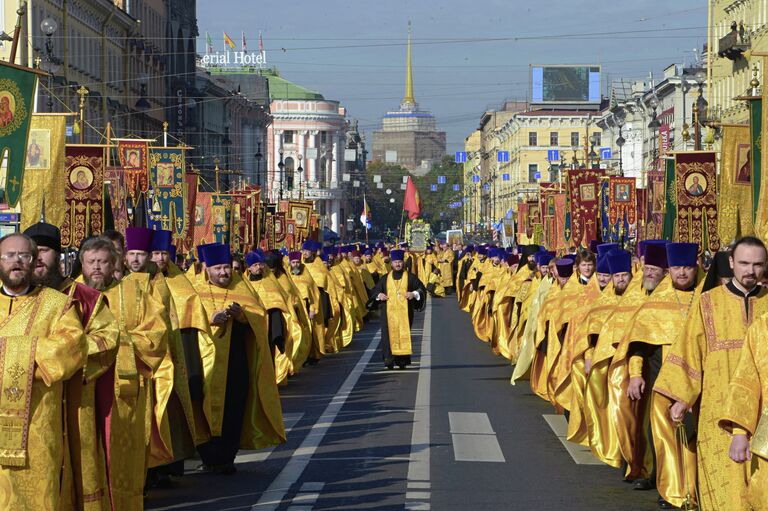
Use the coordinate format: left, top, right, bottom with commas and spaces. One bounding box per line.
263, 69, 324, 101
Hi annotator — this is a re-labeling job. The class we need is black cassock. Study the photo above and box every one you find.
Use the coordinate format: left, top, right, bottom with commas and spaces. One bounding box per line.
367, 270, 426, 367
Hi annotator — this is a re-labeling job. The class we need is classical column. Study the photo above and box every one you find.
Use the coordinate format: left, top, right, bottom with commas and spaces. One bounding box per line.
330, 200, 339, 233
330, 136, 339, 186
273, 130, 283, 202
298, 130, 307, 186
308, 130, 318, 183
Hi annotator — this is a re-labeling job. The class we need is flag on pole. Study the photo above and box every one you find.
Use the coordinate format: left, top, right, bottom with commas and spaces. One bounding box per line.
206, 32, 213, 54
403, 176, 422, 220
360, 194, 372, 228
223, 32, 236, 50
259, 31, 265, 55
241, 31, 247, 51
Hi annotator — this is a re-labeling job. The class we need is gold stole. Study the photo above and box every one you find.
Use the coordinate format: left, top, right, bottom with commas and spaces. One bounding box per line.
0, 293, 42, 466
386, 274, 412, 356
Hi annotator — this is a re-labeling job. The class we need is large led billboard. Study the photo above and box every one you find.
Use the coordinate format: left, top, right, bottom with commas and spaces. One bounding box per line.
531, 65, 601, 104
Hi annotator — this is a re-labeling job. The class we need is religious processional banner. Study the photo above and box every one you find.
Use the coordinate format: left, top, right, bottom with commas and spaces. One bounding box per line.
192, 191, 214, 246
635, 187, 647, 241
274, 212, 287, 248
647, 170, 664, 240
244, 187, 262, 248
608, 177, 636, 225
754, 65, 766, 234
230, 191, 249, 253
0, 62, 40, 207
539, 183, 558, 250
183, 173, 198, 250
553, 193, 567, 250
675, 151, 720, 252
599, 179, 614, 242
264, 213, 275, 249
62, 145, 105, 248
718, 124, 754, 243
118, 140, 149, 202
105, 167, 129, 235
662, 158, 677, 240
148, 148, 186, 238
211, 193, 231, 245
288, 200, 313, 239
20, 114, 67, 231
526, 199, 540, 239
567, 167, 602, 246
517, 202, 529, 241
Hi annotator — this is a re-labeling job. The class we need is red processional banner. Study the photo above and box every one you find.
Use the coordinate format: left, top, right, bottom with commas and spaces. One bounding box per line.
105, 167, 129, 235
192, 191, 214, 246
608, 176, 637, 225
567, 167, 603, 246
675, 151, 720, 252
554, 193, 568, 250
118, 140, 149, 201
62, 145, 105, 248
183, 173, 198, 251
517, 202, 529, 239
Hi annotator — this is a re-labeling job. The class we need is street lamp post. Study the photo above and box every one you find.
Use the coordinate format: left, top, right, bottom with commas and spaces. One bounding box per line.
614, 108, 626, 176
297, 154, 304, 199
40, 17, 59, 112
277, 149, 285, 202
693, 84, 708, 151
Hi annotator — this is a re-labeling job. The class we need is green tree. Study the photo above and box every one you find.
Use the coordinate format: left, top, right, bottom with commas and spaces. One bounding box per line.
363, 156, 464, 238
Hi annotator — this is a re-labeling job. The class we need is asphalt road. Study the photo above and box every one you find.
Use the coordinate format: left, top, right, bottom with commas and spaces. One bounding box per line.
146, 296, 662, 511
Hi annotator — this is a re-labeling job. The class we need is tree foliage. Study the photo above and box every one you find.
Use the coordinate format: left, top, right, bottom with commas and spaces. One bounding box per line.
363, 156, 463, 238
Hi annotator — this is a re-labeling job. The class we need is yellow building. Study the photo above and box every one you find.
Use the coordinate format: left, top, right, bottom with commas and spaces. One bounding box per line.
463, 130, 481, 231
496, 110, 602, 220
710, 0, 768, 124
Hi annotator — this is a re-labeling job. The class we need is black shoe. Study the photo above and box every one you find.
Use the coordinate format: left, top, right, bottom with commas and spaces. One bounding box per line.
633, 478, 655, 491
386, 363, 395, 370
658, 497, 676, 509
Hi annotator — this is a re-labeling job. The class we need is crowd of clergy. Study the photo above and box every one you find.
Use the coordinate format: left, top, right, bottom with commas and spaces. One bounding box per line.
0, 222, 449, 511
456, 237, 768, 510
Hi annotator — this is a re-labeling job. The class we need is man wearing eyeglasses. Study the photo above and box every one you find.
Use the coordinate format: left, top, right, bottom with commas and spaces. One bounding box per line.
23, 223, 119, 509
0, 233, 87, 510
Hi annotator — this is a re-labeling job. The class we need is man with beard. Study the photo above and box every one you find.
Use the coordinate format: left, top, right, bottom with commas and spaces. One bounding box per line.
367, 249, 426, 370
0, 233, 87, 510
24, 223, 119, 509
244, 250, 292, 383
301, 241, 339, 351
288, 251, 324, 364
148, 230, 209, 487
193, 244, 285, 474
654, 236, 768, 511
80, 236, 168, 509
584, 249, 647, 471
265, 251, 311, 371
640, 242, 669, 296
437, 241, 455, 294
612, 243, 700, 504
102, 229, 126, 280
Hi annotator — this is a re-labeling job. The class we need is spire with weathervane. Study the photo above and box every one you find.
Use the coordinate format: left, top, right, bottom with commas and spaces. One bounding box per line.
401, 21, 417, 111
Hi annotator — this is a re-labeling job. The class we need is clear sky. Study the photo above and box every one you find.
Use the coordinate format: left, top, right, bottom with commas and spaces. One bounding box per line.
198, 1, 708, 152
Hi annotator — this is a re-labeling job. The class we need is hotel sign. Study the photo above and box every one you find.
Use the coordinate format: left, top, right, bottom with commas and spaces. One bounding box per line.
198, 50, 267, 75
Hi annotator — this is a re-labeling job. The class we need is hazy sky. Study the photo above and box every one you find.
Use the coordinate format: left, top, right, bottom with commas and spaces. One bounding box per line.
198, 1, 708, 152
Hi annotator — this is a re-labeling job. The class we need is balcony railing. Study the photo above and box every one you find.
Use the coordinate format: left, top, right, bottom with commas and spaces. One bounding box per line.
719, 27, 750, 61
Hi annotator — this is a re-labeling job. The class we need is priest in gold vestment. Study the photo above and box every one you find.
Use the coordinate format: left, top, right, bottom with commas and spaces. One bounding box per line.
654, 237, 768, 511
25, 223, 119, 511
80, 235, 168, 510
0, 233, 87, 511
193, 244, 285, 474
367, 249, 426, 370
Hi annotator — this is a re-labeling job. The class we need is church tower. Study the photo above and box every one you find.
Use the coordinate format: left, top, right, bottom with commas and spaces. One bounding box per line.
371, 22, 446, 176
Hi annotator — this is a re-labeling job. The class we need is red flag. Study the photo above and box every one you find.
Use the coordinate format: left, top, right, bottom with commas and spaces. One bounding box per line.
403, 176, 422, 220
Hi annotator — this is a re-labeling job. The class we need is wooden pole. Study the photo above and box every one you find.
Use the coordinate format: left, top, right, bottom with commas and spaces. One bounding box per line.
9, 5, 26, 65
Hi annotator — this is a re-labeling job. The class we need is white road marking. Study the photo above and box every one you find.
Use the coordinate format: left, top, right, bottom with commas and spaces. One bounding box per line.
406, 300, 432, 509
448, 412, 496, 435
451, 433, 506, 462
449, 412, 505, 462
234, 413, 304, 464
543, 414, 603, 465
249, 331, 382, 510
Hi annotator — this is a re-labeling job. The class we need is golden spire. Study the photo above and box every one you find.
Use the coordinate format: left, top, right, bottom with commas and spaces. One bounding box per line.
403, 21, 415, 105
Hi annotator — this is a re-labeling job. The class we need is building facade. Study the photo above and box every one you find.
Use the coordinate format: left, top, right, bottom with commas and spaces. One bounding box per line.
263, 69, 350, 233
371, 26, 446, 175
